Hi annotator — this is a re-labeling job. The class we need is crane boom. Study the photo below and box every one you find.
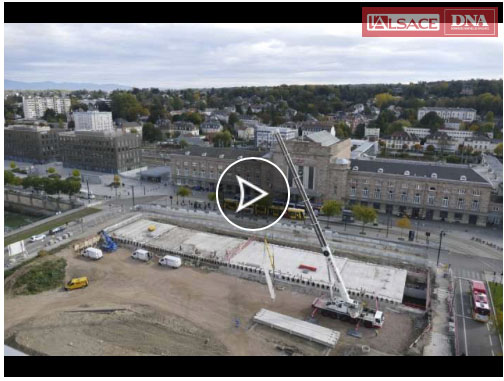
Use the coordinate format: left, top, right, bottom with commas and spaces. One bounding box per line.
273, 131, 359, 312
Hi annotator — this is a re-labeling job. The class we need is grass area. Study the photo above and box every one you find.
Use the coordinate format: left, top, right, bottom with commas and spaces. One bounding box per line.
12, 258, 67, 295
4, 207, 100, 246
489, 282, 503, 337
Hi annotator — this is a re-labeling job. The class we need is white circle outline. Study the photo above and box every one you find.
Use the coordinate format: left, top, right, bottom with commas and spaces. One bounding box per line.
215, 157, 290, 232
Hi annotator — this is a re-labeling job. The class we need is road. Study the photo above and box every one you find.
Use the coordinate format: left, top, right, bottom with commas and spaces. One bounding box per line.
454, 277, 502, 356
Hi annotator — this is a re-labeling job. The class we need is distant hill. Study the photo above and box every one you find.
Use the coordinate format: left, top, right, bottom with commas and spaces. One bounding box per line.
5, 79, 131, 91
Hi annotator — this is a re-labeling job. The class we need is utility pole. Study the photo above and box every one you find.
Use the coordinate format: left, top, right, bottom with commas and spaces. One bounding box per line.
86, 179, 91, 203
131, 185, 135, 209
436, 230, 446, 267
386, 213, 390, 238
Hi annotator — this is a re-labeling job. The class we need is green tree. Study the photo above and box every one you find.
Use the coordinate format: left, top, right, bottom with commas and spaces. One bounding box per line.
396, 216, 411, 238
321, 200, 342, 228
46, 167, 56, 174
72, 169, 81, 178
352, 204, 377, 234
177, 186, 191, 203
375, 93, 397, 108
9, 161, 16, 169
208, 192, 216, 209
179, 139, 189, 149
213, 130, 233, 147
111, 92, 149, 121
5, 170, 15, 185
143, 122, 163, 142
228, 112, 239, 127
494, 143, 503, 157
418, 111, 444, 132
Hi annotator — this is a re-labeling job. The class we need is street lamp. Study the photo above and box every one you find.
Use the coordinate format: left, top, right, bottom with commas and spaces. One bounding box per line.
436, 230, 446, 267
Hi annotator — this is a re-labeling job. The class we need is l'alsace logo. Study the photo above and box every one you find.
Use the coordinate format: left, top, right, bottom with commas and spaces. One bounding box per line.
363, 7, 498, 37
367, 14, 440, 32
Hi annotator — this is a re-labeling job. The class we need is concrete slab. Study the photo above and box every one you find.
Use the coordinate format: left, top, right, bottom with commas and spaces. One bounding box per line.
253, 308, 340, 348
234, 241, 407, 303
111, 219, 407, 303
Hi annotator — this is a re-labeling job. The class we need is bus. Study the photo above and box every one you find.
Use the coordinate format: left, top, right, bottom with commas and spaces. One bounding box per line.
470, 280, 490, 323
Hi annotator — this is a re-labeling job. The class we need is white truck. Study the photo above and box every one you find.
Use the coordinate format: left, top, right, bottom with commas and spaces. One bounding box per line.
132, 249, 152, 262
158, 255, 182, 268
81, 247, 103, 260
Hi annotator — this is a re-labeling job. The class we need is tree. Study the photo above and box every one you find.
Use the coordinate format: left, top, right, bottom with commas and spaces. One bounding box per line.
418, 111, 444, 132
494, 143, 503, 157
62, 178, 81, 200
179, 139, 189, 149
208, 192, 216, 209
321, 200, 342, 228
375, 93, 396, 108
46, 167, 56, 174
177, 186, 191, 203
228, 112, 239, 127
72, 169, 81, 178
5, 170, 15, 185
396, 216, 411, 238
143, 122, 163, 142
110, 91, 149, 121
426, 144, 435, 153
352, 204, 377, 234
213, 130, 233, 147
9, 161, 16, 169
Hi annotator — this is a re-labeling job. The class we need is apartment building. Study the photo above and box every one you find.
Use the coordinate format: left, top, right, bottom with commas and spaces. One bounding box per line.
73, 111, 114, 132
255, 125, 297, 148
22, 96, 71, 120
418, 107, 476, 123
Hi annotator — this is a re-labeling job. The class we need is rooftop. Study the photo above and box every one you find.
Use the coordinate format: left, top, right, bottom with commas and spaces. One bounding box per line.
170, 146, 265, 159
350, 158, 490, 184
305, 131, 340, 147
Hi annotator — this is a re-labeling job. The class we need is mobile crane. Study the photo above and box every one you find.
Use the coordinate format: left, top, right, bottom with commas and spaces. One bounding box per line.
273, 131, 384, 328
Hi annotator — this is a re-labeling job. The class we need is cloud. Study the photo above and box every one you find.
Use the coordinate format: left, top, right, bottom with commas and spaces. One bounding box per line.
4, 23, 503, 88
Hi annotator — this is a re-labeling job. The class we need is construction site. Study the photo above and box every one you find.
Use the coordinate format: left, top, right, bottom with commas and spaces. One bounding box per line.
5, 204, 433, 357
4, 133, 433, 357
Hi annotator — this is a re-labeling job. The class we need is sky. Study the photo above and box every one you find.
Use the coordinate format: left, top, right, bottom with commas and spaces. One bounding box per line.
4, 23, 503, 89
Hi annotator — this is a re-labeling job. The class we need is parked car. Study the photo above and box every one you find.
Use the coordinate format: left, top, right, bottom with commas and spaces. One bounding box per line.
29, 234, 46, 242
49, 226, 65, 235
65, 277, 89, 291
158, 255, 182, 268
81, 247, 103, 260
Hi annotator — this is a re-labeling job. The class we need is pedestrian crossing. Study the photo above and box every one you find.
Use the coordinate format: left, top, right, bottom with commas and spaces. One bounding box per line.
452, 268, 503, 284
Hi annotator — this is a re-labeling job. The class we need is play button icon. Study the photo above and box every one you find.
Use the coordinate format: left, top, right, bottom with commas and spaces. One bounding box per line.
216, 157, 290, 231
235, 175, 269, 213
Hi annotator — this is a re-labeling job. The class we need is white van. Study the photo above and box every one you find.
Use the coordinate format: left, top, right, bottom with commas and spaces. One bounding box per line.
29, 234, 46, 242
81, 247, 103, 260
158, 255, 182, 268
132, 249, 152, 262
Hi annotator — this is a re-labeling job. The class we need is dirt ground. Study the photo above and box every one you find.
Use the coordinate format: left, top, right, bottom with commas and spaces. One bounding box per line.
5, 247, 418, 356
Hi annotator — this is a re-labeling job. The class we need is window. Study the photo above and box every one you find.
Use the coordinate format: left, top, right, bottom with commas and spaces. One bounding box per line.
414, 194, 420, 204
431, 173, 437, 179
472, 200, 479, 210
429, 187, 436, 191
428, 195, 435, 205
362, 188, 369, 198
388, 190, 394, 200
404, 170, 410, 176
473, 189, 481, 196
350, 187, 356, 196
374, 189, 381, 199
458, 189, 466, 194
416, 184, 422, 190
442, 197, 449, 208
457, 199, 465, 209
401, 183, 408, 189
401, 192, 407, 202
388, 181, 395, 188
